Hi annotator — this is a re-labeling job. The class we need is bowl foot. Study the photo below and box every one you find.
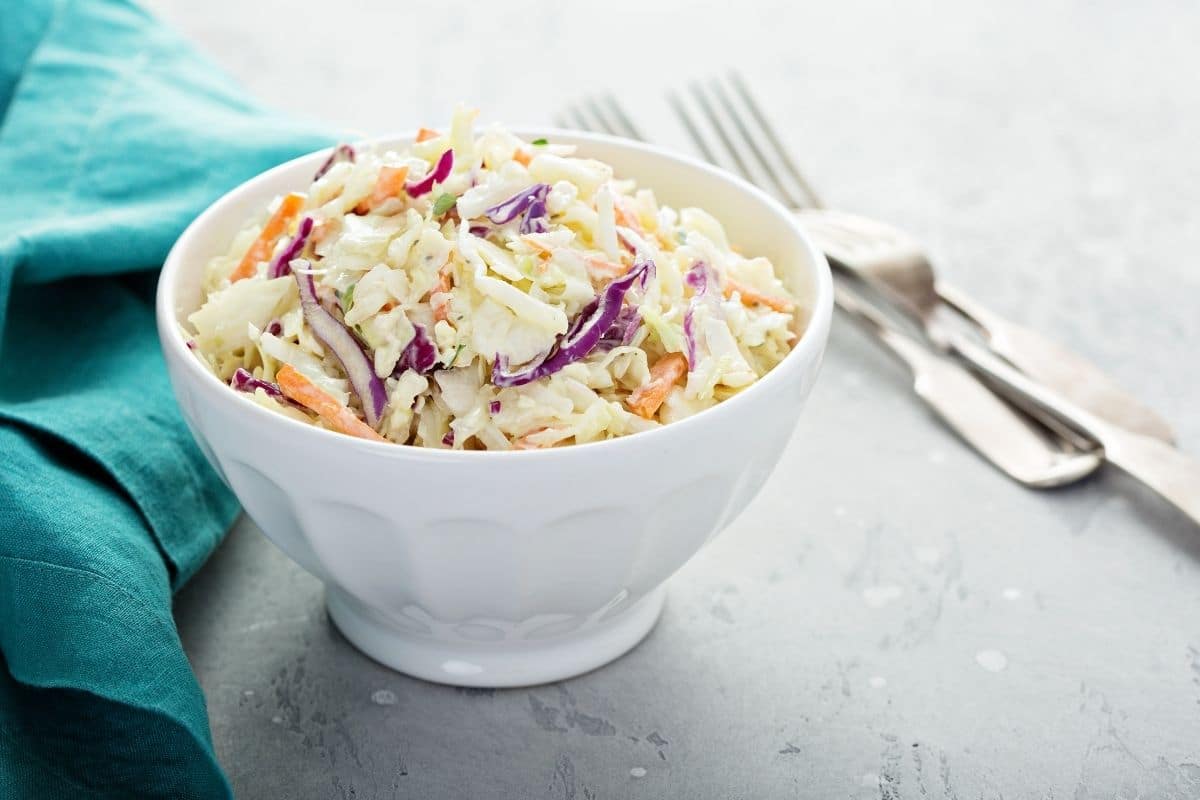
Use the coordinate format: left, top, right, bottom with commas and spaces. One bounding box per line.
326, 587, 666, 687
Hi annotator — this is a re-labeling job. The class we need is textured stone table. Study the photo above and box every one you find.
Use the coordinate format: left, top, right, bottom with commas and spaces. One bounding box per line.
155, 0, 1200, 796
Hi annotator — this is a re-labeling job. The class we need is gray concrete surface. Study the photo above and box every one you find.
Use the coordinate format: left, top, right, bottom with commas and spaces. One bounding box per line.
164, 0, 1200, 797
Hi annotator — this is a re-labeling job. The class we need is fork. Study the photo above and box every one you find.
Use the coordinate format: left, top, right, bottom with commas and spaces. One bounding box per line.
658, 76, 1200, 526
795, 209, 1176, 444
667, 73, 1174, 445
559, 94, 1102, 488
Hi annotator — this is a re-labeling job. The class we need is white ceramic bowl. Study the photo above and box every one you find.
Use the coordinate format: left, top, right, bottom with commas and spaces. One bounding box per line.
157, 129, 833, 687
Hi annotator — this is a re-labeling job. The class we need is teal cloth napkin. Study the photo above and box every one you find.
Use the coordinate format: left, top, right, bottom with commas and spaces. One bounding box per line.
0, 1, 333, 796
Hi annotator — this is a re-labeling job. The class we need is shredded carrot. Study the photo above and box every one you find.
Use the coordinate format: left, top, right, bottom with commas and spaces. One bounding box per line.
514, 426, 551, 450
625, 352, 688, 419
512, 149, 532, 166
722, 277, 795, 313
613, 196, 645, 235
416, 127, 440, 142
585, 256, 627, 280
432, 297, 451, 323
520, 235, 554, 256
276, 364, 386, 442
431, 264, 454, 322
310, 220, 331, 244
355, 165, 409, 214
514, 426, 569, 449
230, 192, 306, 281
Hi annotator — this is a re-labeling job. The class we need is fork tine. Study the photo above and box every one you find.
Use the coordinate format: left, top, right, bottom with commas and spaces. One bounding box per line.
727, 71, 824, 208
688, 81, 757, 185
708, 77, 806, 208
667, 90, 720, 166
584, 96, 619, 135
567, 104, 594, 132
601, 93, 644, 141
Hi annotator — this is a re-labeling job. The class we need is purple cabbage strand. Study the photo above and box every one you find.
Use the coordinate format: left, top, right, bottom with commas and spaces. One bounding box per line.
292, 259, 389, 428
231, 367, 285, 398
406, 149, 454, 198
267, 216, 314, 279
596, 306, 641, 351
682, 260, 718, 369
485, 184, 550, 230
520, 188, 549, 234
492, 258, 656, 388
392, 323, 439, 376
313, 144, 356, 181
230, 368, 305, 411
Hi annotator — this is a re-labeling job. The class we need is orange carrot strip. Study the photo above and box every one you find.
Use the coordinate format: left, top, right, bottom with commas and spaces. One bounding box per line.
513, 426, 551, 450
230, 192, 306, 281
512, 149, 532, 166
585, 256, 627, 280
722, 277, 795, 313
416, 127, 440, 142
356, 165, 410, 214
520, 235, 554, 256
431, 264, 454, 322
276, 364, 386, 442
310, 220, 330, 244
625, 352, 688, 419
613, 196, 644, 235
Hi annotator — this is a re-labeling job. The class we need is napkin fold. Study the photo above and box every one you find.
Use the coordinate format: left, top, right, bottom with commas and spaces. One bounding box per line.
0, 1, 332, 795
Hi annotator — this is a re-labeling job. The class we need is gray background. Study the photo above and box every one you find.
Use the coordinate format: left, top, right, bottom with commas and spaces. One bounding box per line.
154, 0, 1200, 797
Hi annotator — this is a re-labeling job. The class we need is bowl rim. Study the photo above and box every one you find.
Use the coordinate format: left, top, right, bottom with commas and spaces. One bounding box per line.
156, 126, 834, 461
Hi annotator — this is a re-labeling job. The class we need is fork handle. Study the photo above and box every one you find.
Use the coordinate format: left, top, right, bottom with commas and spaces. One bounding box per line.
836, 285, 1100, 488
935, 280, 1176, 444
950, 333, 1200, 527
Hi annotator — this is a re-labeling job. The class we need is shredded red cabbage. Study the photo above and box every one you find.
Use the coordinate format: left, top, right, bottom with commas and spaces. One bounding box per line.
292, 259, 389, 427
231, 368, 283, 399
406, 149, 454, 198
468, 224, 491, 238
267, 216, 314, 279
683, 306, 697, 367
520, 187, 549, 234
441, 430, 455, 447
485, 184, 550, 229
232, 368, 307, 410
492, 258, 655, 387
489, 400, 501, 415
683, 261, 718, 368
313, 144, 356, 181
392, 323, 439, 375
596, 306, 641, 351
685, 260, 715, 294
266, 319, 283, 337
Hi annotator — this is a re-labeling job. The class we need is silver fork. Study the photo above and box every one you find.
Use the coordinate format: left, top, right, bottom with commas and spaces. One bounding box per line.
560, 93, 1102, 488
664, 76, 1200, 526
672, 73, 1175, 446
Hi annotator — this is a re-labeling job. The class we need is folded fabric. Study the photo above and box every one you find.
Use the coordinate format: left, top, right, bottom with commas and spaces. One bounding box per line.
0, 1, 333, 796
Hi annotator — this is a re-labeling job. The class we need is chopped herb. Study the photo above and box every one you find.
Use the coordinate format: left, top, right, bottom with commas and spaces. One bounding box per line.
339, 282, 356, 314
432, 192, 457, 216
531, 138, 548, 146
444, 343, 466, 368
676, 230, 687, 244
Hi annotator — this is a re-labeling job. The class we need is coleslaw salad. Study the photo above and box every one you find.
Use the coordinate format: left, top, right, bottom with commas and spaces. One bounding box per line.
185, 109, 806, 450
